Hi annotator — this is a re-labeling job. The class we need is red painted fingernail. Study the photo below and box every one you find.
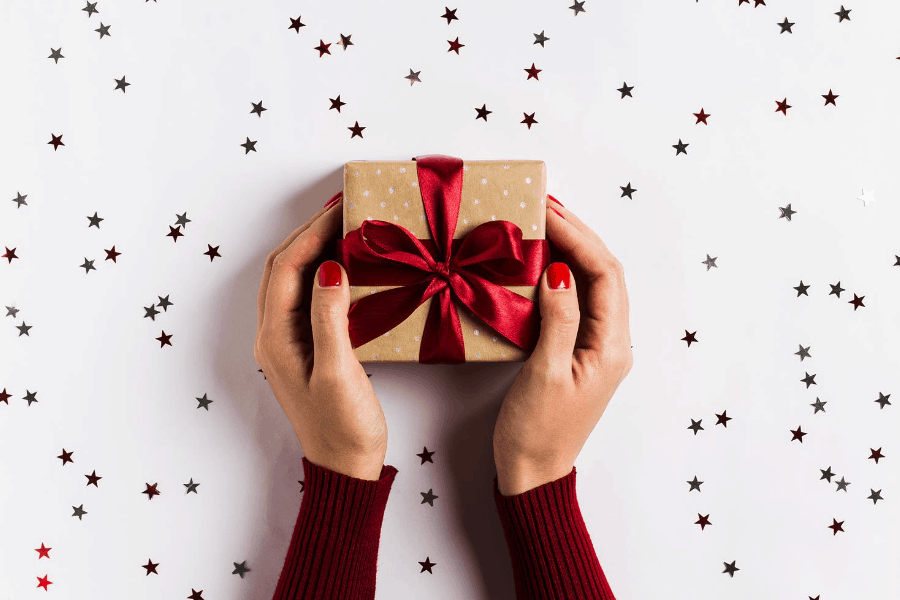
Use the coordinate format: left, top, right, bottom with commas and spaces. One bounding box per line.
547, 194, 565, 208
549, 206, 566, 220
323, 192, 342, 209
318, 260, 342, 287
547, 262, 570, 290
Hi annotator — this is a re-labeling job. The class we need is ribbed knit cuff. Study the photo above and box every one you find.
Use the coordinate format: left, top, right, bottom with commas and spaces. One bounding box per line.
493, 466, 617, 600
272, 456, 399, 600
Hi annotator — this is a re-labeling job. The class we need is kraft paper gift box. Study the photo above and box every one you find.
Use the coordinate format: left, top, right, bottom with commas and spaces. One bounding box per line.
335, 155, 550, 364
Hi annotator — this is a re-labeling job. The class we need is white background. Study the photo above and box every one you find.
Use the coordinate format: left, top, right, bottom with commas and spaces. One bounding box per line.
2, 0, 899, 598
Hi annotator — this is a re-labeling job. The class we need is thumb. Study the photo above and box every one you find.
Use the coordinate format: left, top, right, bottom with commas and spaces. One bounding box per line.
310, 260, 356, 368
530, 262, 579, 369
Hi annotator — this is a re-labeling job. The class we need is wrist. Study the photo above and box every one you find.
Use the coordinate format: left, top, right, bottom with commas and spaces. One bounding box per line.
304, 451, 386, 481
495, 460, 574, 496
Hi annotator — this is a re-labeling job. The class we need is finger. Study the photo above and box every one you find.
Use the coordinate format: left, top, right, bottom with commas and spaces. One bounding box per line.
257, 198, 343, 338
529, 261, 580, 374
546, 194, 609, 256
309, 259, 357, 372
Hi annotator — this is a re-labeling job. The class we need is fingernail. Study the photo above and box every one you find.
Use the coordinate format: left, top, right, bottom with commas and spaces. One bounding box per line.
547, 194, 565, 208
318, 260, 342, 287
547, 262, 570, 290
323, 192, 342, 209
548, 206, 566, 220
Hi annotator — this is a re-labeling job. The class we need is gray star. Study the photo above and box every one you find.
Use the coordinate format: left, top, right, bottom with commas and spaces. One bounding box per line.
875, 392, 891, 409
533, 30, 550, 47
569, 0, 586, 15
835, 476, 850, 492
795, 344, 811, 361
894, 255, 900, 267
405, 69, 422, 86
144, 304, 160, 320
420, 489, 439, 506
232, 561, 251, 578
80, 258, 97, 274
778, 204, 796, 220
82, 1, 99, 17
793, 281, 810, 296
617, 82, 634, 98
87, 212, 103, 228
48, 48, 65, 64
829, 281, 845, 297
673, 139, 689, 155
620, 182, 637, 199
114, 76, 130, 92
175, 212, 191, 228
5, 305, 19, 317
72, 504, 88, 520
184, 478, 200, 494
24, 390, 38, 406
819, 466, 835, 482
868, 489, 883, 504
17, 321, 32, 336
810, 397, 826, 413
722, 560, 739, 577
688, 419, 704, 435
157, 295, 174, 311
701, 254, 718, 270
778, 18, 794, 34
12, 192, 27, 207
95, 22, 111, 38
250, 101, 266, 117
687, 475, 703, 492
241, 137, 257, 153
196, 393, 213, 410
801, 372, 817, 388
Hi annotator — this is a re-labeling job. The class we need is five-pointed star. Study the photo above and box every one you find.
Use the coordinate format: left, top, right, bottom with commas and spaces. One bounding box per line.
848, 294, 865, 310
525, 63, 542, 80
673, 139, 689, 155
24, 389, 38, 405
790, 425, 807, 442
167, 225, 184, 241
701, 254, 718, 270
868, 489, 883, 504
682, 330, 698, 346
828, 518, 844, 535
869, 447, 885, 464
143, 559, 159, 575
417, 447, 435, 464
12, 192, 28, 207
819, 466, 835, 482
420, 488, 439, 506
241, 138, 258, 154
288, 16, 305, 33
620, 182, 637, 199
617, 82, 634, 98
86, 470, 102, 486
441, 7, 458, 24
6, 305, 20, 317
143, 482, 161, 500
114, 76, 130, 92
196, 393, 213, 410
204, 244, 221, 262
49, 133, 65, 150
793, 281, 810, 296
829, 281, 845, 297
250, 101, 267, 117
475, 103, 492, 121
175, 212, 191, 228
87, 212, 104, 228
36, 543, 52, 559
775, 98, 792, 115
695, 513, 712, 530
778, 18, 794, 33
188, 589, 205, 600
688, 419, 704, 435
693, 108, 710, 124
569, 0, 586, 15
156, 331, 173, 347
835, 6, 851, 22
778, 203, 797, 220
447, 37, 464, 54
521, 112, 538, 129
233, 561, 251, 578
419, 556, 436, 573
3, 247, 19, 262
338, 33, 354, 50
329, 95, 346, 112
157, 295, 174, 311
795, 344, 811, 360
314, 40, 331, 56
405, 69, 422, 85
83, 2, 99, 17
80, 257, 97, 274
37, 575, 53, 590
533, 30, 550, 46
72, 504, 88, 520
0, 388, 11, 404
715, 410, 732, 426
17, 322, 32, 336
857, 188, 876, 206
874, 392, 891, 409
822, 89, 839, 105
801, 372, 817, 388
105, 246, 121, 262
184, 478, 200, 494
348, 121, 365, 138
835, 476, 850, 492
59, 449, 75, 465
723, 560, 739, 577
49, 48, 65, 63
811, 397, 827, 413
95, 22, 111, 38
687, 475, 703, 491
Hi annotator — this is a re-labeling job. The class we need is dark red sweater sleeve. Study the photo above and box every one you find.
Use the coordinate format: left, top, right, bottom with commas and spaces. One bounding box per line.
493, 466, 618, 600
272, 456, 399, 600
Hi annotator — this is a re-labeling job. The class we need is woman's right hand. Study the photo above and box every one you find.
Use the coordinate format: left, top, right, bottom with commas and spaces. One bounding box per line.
492, 195, 633, 496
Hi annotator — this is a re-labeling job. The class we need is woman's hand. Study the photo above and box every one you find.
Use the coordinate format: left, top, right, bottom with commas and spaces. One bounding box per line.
254, 196, 388, 481
493, 196, 633, 496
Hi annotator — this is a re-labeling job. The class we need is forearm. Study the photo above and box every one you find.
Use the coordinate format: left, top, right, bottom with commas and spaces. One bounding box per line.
273, 456, 399, 600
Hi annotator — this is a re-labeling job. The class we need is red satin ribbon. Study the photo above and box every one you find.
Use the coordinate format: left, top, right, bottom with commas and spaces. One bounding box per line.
335, 154, 549, 364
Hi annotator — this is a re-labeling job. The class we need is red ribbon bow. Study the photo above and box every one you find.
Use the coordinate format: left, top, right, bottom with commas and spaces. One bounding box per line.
335, 154, 549, 364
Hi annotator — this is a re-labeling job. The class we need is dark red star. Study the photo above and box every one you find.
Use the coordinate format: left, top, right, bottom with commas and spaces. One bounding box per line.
790, 426, 807, 442
869, 447, 884, 464
58, 448, 74, 466
298, 479, 305, 491
329, 95, 346, 112
417, 446, 436, 464
104, 246, 121, 262
143, 559, 159, 575
521, 112, 538, 129
188, 589, 205, 600
441, 7, 458, 24
48, 133, 64, 150
36, 543, 52, 559
828, 518, 844, 535
156, 331, 173, 347
693, 108, 710, 125
524, 63, 542, 80
775, 98, 792, 115
695, 513, 712, 530
348, 121, 365, 138
849, 294, 865, 310
715, 410, 732, 427
143, 482, 161, 500
37, 575, 52, 590
754, 0, 766, 5
447, 37, 464, 54
314, 40, 331, 57
0, 388, 11, 404
822, 89, 839, 106
203, 244, 221, 262
3, 247, 18, 263
419, 556, 436, 573
167, 225, 183, 242
85, 470, 102, 486
475, 104, 492, 121
681, 330, 698, 347
288, 16, 305, 33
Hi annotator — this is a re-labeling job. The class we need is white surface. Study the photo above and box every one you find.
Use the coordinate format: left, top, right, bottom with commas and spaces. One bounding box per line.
2, 0, 899, 598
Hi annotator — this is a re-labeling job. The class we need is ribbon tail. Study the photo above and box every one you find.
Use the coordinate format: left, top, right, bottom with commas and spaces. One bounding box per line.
452, 271, 542, 352
419, 288, 466, 364
347, 281, 437, 350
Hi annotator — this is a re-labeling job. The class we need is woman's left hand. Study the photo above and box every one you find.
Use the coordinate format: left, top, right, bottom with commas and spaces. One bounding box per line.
254, 195, 388, 481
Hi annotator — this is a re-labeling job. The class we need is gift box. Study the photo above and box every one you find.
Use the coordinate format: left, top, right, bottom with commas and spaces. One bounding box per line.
335, 154, 551, 364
